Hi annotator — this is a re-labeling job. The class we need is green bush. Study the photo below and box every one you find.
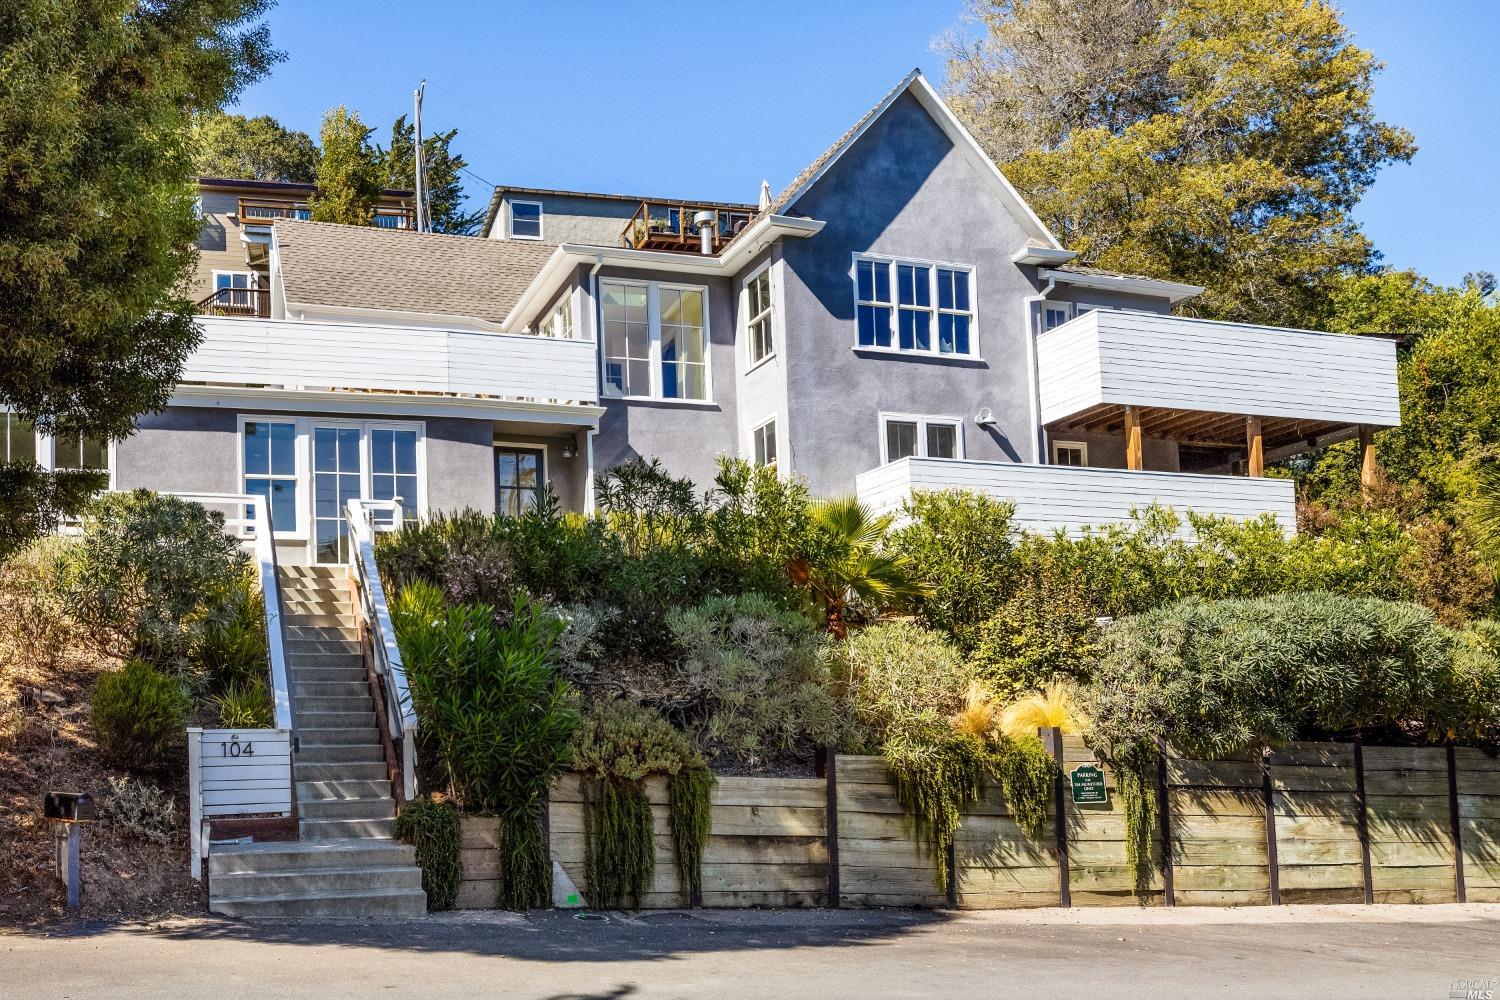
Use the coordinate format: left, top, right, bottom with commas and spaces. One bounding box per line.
0, 534, 75, 673
91, 659, 191, 773
394, 796, 463, 911
195, 569, 267, 691
667, 593, 839, 764
570, 698, 702, 781
212, 679, 273, 728
970, 559, 1101, 699
823, 621, 979, 751
68, 490, 247, 671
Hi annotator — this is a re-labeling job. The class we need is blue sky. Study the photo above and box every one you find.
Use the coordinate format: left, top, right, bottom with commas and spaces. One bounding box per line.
233, 1, 1497, 286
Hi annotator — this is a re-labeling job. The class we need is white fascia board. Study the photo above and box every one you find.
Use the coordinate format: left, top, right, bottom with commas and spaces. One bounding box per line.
1011, 246, 1078, 266
1041, 268, 1205, 305
170, 384, 605, 426
281, 299, 508, 333
500, 216, 825, 332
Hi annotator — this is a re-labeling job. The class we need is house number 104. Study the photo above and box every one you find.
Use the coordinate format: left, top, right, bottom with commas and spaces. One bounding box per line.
218, 735, 256, 758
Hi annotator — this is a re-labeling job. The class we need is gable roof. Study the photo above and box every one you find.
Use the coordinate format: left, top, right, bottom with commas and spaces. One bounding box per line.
273, 219, 555, 325
753, 69, 1062, 250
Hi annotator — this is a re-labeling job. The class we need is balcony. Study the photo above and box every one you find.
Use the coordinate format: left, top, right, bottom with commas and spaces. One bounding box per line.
622, 201, 755, 253
196, 286, 270, 318
183, 316, 599, 406
237, 197, 414, 231
856, 458, 1297, 535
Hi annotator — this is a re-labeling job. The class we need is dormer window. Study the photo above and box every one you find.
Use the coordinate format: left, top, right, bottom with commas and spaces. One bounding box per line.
509, 200, 543, 240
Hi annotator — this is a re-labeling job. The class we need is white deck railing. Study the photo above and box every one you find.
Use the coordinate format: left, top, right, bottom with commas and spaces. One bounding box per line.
347, 498, 417, 802
856, 458, 1298, 535
185, 315, 600, 404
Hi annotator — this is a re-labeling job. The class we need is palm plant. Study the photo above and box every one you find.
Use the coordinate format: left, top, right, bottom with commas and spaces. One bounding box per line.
1468, 462, 1500, 563
789, 496, 929, 636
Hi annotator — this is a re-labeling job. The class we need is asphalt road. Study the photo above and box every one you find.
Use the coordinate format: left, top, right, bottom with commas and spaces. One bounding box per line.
4, 904, 1498, 1000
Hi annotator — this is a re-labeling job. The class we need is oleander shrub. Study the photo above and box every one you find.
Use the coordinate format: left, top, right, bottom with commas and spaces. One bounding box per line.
91, 659, 191, 773
194, 569, 267, 692
394, 796, 463, 911
100, 775, 177, 844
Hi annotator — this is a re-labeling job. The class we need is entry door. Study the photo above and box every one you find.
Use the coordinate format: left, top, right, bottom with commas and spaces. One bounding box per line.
495, 446, 545, 517
312, 425, 363, 564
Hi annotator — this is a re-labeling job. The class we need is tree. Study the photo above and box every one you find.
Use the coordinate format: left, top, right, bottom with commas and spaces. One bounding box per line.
0, 0, 279, 558
378, 116, 484, 236
191, 111, 317, 182
943, 0, 1415, 326
308, 105, 381, 225
789, 497, 929, 636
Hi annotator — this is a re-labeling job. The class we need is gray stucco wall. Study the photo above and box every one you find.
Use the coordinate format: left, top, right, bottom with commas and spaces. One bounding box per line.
778, 91, 1045, 496
1044, 430, 1180, 472
495, 194, 637, 247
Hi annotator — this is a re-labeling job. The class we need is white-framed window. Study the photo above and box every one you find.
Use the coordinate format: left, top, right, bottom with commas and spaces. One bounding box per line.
241, 418, 300, 533
1051, 440, 1088, 467
1039, 301, 1075, 332
855, 255, 976, 357
509, 200, 543, 240
541, 293, 575, 339
880, 413, 963, 464
213, 270, 257, 291
1, 411, 37, 465
745, 264, 775, 366
600, 279, 711, 402
752, 418, 777, 467
52, 431, 110, 473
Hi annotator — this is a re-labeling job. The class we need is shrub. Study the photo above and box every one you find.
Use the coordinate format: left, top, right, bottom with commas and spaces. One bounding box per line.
549, 602, 615, 682
195, 569, 267, 691
394, 796, 463, 911
67, 490, 247, 670
703, 457, 814, 602
570, 698, 702, 781
91, 659, 191, 772
970, 560, 1101, 699
791, 497, 928, 634
212, 679, 273, 728
0, 534, 74, 673
823, 622, 979, 750
667, 593, 840, 764
100, 775, 176, 843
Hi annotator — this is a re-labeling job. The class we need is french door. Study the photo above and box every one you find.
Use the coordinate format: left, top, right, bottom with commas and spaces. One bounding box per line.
310, 422, 422, 563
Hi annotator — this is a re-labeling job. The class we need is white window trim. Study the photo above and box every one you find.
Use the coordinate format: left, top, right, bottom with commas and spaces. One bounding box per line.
878, 411, 965, 464
1051, 439, 1089, 467
494, 440, 551, 488
751, 416, 777, 467
742, 261, 776, 371
1038, 300, 1075, 334
509, 199, 544, 241
599, 278, 714, 404
212, 269, 259, 289
852, 252, 979, 359
236, 414, 310, 539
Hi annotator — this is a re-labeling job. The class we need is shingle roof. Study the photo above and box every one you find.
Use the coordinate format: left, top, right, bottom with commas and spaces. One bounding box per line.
273, 219, 555, 325
1052, 263, 1165, 283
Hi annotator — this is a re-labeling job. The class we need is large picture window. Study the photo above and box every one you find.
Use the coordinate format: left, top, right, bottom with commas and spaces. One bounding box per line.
855, 255, 975, 357
601, 279, 710, 402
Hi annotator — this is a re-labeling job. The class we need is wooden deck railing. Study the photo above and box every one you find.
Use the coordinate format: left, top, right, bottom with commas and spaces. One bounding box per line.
196, 286, 271, 318
622, 201, 754, 253
237, 196, 414, 230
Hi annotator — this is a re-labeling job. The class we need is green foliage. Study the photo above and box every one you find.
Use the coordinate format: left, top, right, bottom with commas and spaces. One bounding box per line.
309, 105, 382, 225
392, 581, 579, 814
195, 569, 268, 691
882, 719, 990, 895
191, 111, 317, 182
944, 0, 1415, 327
570, 699, 702, 780
100, 776, 176, 845
794, 497, 928, 633
824, 622, 979, 751
988, 734, 1056, 841
212, 679, 272, 729
668, 594, 841, 764
499, 807, 552, 910
394, 796, 463, 911
971, 558, 1102, 699
0, 0, 278, 551
377, 115, 484, 235
889, 491, 1020, 651
583, 775, 654, 910
66, 490, 248, 671
91, 659, 191, 774
669, 766, 715, 907
0, 534, 75, 671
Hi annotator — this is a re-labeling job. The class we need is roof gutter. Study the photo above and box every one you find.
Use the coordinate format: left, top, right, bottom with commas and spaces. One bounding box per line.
1040, 268, 1204, 305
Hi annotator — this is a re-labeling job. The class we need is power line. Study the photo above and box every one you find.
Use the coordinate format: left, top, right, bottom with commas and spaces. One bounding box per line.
424, 109, 553, 188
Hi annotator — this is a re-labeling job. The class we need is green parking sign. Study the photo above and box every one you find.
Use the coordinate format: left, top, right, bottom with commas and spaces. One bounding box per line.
1070, 764, 1109, 804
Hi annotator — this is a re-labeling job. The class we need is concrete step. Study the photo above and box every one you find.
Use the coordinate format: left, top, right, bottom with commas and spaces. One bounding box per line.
279, 565, 344, 580
295, 761, 389, 782
298, 742, 384, 764
211, 886, 426, 919
209, 838, 415, 875
297, 727, 381, 747
284, 603, 354, 620
295, 710, 376, 731
299, 816, 397, 839
297, 779, 394, 801
285, 613, 358, 629
298, 797, 396, 821
294, 695, 374, 715
286, 651, 364, 670
290, 666, 367, 684
280, 586, 347, 603
287, 638, 361, 656
286, 625, 359, 643
292, 680, 369, 700
211, 863, 418, 899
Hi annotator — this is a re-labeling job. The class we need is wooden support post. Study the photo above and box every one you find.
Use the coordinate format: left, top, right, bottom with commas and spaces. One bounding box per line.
1246, 417, 1264, 477
1124, 406, 1144, 471
1261, 749, 1280, 905
946, 840, 959, 909
824, 749, 840, 909
1448, 744, 1467, 904
1044, 726, 1071, 907
1353, 739, 1373, 904
1359, 425, 1380, 500
1156, 737, 1174, 906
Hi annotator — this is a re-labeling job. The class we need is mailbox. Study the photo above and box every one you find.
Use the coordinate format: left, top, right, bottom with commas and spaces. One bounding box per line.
44, 791, 96, 823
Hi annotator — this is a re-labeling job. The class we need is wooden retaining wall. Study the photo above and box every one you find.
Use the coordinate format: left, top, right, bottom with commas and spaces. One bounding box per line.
450, 739, 1500, 910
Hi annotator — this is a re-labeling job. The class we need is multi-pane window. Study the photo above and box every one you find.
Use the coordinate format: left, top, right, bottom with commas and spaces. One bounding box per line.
1052, 441, 1088, 467
242, 420, 298, 531
746, 267, 774, 364
53, 431, 109, 472
1, 412, 37, 464
495, 446, 545, 517
601, 280, 710, 402
1040, 302, 1074, 332
856, 256, 975, 356
313, 426, 363, 564
371, 428, 420, 527
753, 419, 777, 467
542, 295, 574, 339
882, 414, 962, 464
510, 200, 543, 239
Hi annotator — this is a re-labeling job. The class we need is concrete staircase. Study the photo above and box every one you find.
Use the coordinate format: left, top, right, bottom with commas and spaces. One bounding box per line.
208, 564, 426, 918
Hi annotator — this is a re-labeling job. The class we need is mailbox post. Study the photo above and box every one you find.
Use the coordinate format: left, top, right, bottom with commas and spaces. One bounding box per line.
44, 791, 95, 908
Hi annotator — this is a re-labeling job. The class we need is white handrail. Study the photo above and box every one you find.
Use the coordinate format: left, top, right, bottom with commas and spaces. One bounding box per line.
346, 498, 417, 801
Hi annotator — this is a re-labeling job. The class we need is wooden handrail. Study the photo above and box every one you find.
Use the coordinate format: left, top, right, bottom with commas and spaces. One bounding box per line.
237, 196, 414, 230
622, 201, 753, 253
196, 286, 270, 318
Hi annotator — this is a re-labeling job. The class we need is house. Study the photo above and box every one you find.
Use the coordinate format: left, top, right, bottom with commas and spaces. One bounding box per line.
75, 68, 1397, 565
192, 176, 416, 315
